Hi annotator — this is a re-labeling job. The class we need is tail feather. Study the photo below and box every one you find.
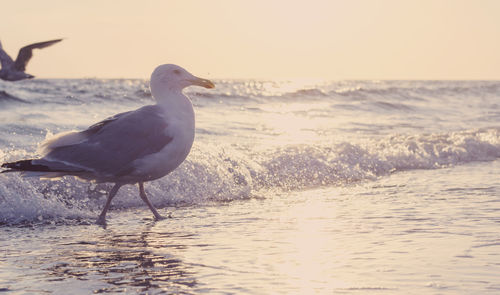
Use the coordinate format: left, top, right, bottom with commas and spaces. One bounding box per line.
2, 159, 85, 174
2, 159, 56, 172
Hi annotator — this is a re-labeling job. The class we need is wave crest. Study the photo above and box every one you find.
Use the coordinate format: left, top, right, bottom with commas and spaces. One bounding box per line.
1, 128, 500, 224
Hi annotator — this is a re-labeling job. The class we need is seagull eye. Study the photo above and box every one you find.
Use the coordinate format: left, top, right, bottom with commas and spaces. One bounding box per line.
173, 70, 181, 75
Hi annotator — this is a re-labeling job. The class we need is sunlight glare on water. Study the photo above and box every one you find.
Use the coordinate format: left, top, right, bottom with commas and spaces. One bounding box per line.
1, 79, 500, 293
275, 199, 350, 293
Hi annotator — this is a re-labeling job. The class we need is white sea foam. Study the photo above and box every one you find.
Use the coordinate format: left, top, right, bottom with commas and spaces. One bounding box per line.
1, 79, 500, 294
1, 127, 499, 223
1, 79, 500, 224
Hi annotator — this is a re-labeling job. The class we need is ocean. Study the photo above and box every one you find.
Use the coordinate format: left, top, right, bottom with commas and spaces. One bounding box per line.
0, 79, 499, 294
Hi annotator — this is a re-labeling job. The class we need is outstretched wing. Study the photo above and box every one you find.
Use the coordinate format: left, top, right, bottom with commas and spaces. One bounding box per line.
43, 105, 173, 177
13, 39, 63, 71
0, 40, 14, 69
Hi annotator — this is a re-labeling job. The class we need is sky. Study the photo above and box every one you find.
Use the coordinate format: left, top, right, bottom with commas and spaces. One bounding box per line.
1, 0, 500, 79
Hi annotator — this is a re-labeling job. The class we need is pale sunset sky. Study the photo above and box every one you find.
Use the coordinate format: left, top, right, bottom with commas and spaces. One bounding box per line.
1, 0, 499, 79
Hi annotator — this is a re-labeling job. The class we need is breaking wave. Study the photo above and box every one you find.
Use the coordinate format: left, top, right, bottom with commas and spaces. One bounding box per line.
0, 90, 28, 104
1, 127, 500, 224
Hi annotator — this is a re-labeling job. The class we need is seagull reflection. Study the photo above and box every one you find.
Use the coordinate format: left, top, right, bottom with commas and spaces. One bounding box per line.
43, 222, 198, 293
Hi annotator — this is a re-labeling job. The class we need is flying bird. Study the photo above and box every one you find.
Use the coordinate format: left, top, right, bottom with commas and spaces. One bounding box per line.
2, 64, 215, 225
0, 39, 63, 81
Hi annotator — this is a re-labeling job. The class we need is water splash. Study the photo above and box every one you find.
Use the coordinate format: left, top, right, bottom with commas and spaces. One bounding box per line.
1, 127, 500, 224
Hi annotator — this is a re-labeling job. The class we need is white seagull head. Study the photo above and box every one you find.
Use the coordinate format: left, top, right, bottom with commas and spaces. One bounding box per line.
150, 64, 214, 99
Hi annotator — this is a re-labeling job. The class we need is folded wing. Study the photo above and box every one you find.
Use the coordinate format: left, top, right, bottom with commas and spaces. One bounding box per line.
43, 105, 173, 178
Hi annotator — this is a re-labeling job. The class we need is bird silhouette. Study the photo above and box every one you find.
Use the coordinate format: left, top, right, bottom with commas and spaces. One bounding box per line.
0, 39, 63, 81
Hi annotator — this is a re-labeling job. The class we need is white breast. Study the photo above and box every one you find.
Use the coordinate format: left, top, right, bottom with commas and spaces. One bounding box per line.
130, 95, 195, 181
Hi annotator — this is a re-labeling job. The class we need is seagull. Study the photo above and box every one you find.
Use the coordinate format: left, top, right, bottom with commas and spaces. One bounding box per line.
1, 64, 215, 225
0, 39, 63, 81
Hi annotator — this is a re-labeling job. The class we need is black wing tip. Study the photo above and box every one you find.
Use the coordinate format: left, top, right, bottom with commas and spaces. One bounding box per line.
1, 160, 27, 170
24, 39, 64, 50
1, 159, 52, 172
1, 162, 17, 173
38, 38, 64, 43
46, 38, 64, 43
1, 161, 16, 169
36, 38, 64, 43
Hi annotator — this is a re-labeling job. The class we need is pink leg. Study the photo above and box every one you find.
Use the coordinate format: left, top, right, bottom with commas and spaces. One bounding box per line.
95, 183, 122, 226
138, 182, 164, 220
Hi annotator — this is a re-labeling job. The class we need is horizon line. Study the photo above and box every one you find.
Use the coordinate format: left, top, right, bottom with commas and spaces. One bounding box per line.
20, 76, 500, 82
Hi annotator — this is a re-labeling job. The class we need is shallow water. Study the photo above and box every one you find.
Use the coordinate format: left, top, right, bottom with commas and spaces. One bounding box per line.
1, 79, 500, 293
2, 160, 500, 294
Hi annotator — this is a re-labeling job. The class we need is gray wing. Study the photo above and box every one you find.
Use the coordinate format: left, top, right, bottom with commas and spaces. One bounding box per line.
82, 110, 133, 136
14, 39, 63, 71
44, 105, 173, 177
0, 40, 14, 69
